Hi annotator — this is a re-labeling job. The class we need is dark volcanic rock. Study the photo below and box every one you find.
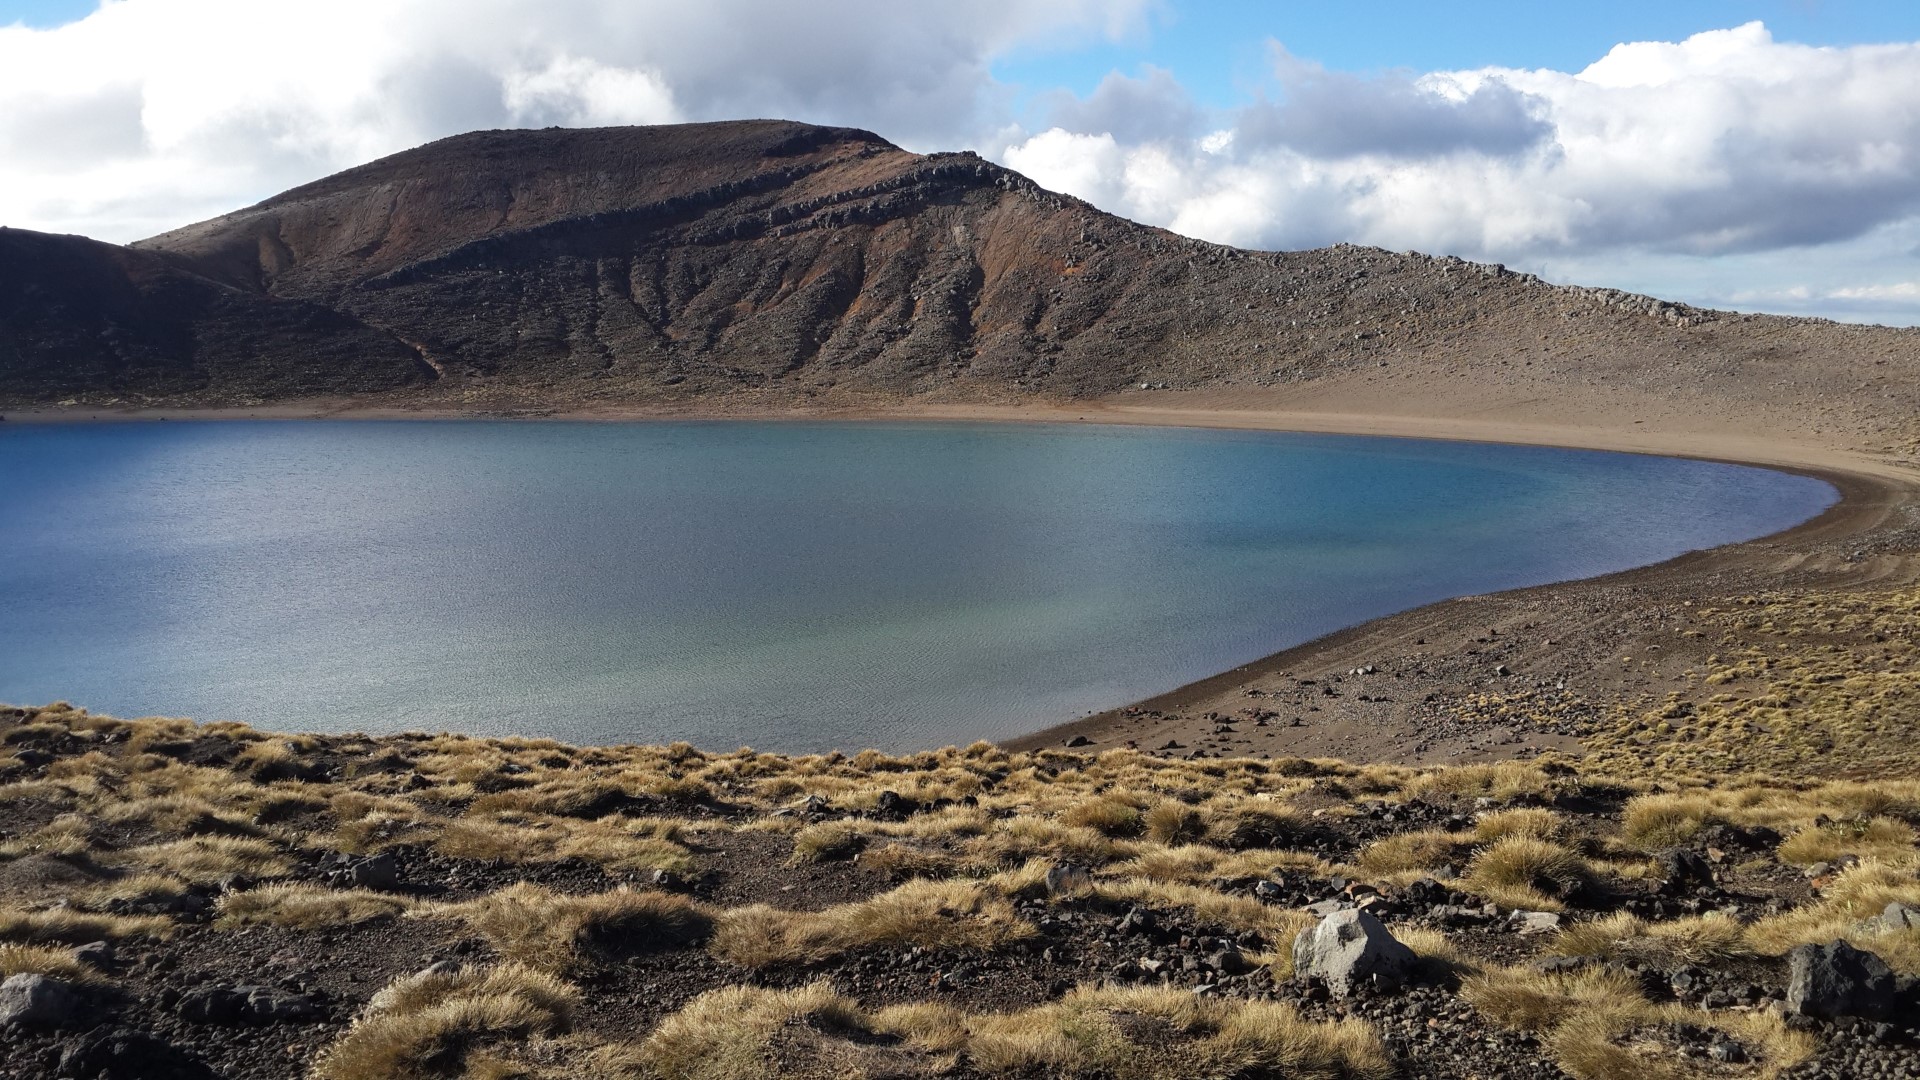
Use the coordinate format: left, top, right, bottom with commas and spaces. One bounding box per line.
1786, 941, 1899, 1021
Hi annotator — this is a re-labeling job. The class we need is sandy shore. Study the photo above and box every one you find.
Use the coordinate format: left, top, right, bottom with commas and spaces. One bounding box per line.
10, 386, 1918, 764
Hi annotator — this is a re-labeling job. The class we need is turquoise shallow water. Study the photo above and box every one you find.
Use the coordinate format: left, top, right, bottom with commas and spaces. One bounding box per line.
0, 420, 1835, 751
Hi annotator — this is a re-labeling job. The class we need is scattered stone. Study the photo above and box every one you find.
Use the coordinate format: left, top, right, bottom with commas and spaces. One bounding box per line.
1044, 862, 1092, 897
1292, 909, 1416, 997
347, 851, 401, 891
1655, 848, 1715, 895
1869, 902, 1920, 933
1510, 910, 1563, 935
179, 984, 322, 1025
1786, 941, 1898, 1021
0, 973, 86, 1028
58, 1028, 206, 1080
71, 939, 115, 969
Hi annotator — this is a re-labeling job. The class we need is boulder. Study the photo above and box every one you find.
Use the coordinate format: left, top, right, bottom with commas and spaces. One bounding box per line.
1786, 941, 1898, 1021
0, 973, 86, 1028
1292, 909, 1415, 997
1655, 849, 1715, 895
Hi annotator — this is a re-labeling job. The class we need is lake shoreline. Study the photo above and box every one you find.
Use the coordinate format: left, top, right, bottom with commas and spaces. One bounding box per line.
8, 393, 1917, 765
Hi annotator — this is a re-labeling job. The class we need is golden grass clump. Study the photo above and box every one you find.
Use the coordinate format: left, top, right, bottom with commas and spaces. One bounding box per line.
1619, 794, 1718, 850
1462, 838, 1596, 912
1060, 795, 1147, 838
0, 905, 172, 944
106, 836, 291, 884
1473, 807, 1562, 844
1745, 861, 1920, 972
636, 981, 1393, 1080
1464, 964, 1646, 1032
1354, 830, 1461, 879
1776, 816, 1916, 867
216, 884, 413, 929
0, 942, 110, 985
426, 884, 713, 971
709, 878, 1032, 968
790, 821, 868, 863
1549, 912, 1751, 967
1144, 801, 1209, 846
1550, 1000, 1813, 1080
1206, 801, 1307, 850
312, 962, 578, 1080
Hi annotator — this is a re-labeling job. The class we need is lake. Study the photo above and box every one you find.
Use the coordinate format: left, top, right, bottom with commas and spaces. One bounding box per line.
0, 420, 1835, 751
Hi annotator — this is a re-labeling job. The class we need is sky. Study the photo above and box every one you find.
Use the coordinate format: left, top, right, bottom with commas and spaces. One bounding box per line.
3, 2, 1919, 325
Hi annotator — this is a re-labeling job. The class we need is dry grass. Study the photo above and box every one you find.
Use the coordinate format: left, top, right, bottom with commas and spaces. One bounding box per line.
1551, 1000, 1813, 1080
1746, 861, 1920, 972
312, 963, 579, 1080
425, 884, 713, 971
790, 821, 867, 863
0, 942, 109, 985
1549, 912, 1752, 967
0, 905, 172, 943
1462, 838, 1596, 912
709, 878, 1033, 968
216, 884, 413, 929
1144, 801, 1209, 846
1355, 830, 1461, 878
637, 981, 1393, 1080
106, 836, 292, 883
1776, 816, 1915, 866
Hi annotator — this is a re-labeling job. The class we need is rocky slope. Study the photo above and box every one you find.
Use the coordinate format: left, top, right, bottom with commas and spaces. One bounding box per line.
2, 119, 1917, 445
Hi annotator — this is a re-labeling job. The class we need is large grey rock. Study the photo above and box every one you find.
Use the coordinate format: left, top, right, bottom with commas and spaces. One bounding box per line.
0, 973, 86, 1028
1786, 941, 1897, 1021
1292, 908, 1416, 997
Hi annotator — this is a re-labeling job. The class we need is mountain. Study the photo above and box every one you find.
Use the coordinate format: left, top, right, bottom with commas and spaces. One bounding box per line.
2, 119, 1916, 442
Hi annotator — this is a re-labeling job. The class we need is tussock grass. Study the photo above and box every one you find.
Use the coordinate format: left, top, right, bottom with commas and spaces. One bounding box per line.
1465, 965, 1647, 1033
1777, 816, 1915, 866
1550, 1000, 1812, 1080
1550, 912, 1751, 967
426, 884, 713, 971
638, 981, 1393, 1080
790, 821, 867, 863
709, 879, 1032, 968
1355, 830, 1461, 879
1473, 807, 1562, 843
0, 943, 110, 985
313, 963, 578, 1080
0, 905, 172, 943
107, 836, 291, 883
216, 884, 413, 929
1060, 795, 1147, 838
1144, 801, 1209, 846
1746, 861, 1920, 972
1463, 838, 1596, 912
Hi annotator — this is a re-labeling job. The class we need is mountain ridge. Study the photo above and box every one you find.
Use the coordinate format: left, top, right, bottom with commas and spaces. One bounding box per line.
3, 119, 1916, 452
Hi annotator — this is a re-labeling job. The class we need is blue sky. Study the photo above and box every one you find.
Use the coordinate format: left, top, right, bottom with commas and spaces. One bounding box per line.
992, 2, 1920, 107
2, 0, 1918, 323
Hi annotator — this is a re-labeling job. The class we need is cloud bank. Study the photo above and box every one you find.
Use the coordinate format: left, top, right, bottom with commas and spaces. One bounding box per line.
2, 7, 1917, 323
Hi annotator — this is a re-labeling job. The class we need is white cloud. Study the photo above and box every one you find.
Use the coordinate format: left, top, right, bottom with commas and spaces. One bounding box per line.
1008, 22, 1920, 322
2, 8, 1918, 324
0, 0, 1151, 241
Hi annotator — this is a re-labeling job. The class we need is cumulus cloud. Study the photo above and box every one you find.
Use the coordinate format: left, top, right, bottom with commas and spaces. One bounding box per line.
1006, 22, 1920, 322
0, 0, 1149, 241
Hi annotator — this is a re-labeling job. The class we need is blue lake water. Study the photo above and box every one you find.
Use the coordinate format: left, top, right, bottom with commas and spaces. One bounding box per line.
0, 420, 1835, 751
